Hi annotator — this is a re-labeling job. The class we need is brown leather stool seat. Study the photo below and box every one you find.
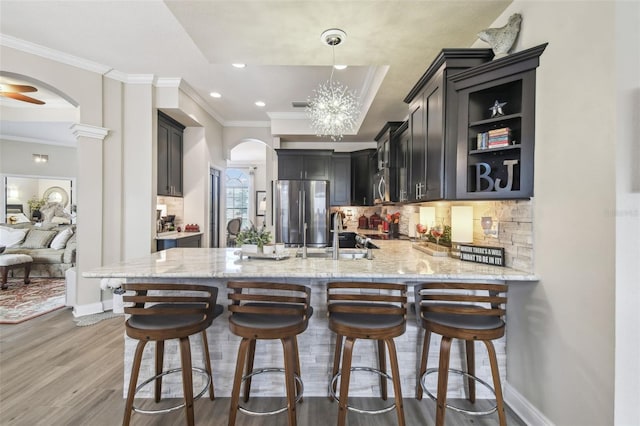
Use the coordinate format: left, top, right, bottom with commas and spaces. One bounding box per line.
122, 283, 223, 426
327, 282, 407, 426
227, 281, 312, 426
415, 282, 508, 426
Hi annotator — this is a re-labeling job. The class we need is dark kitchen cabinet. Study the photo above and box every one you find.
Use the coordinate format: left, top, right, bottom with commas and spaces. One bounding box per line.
156, 233, 202, 251
330, 153, 351, 206
394, 122, 410, 202
350, 149, 377, 206
276, 149, 332, 180
404, 49, 494, 202
374, 122, 403, 202
452, 44, 547, 199
157, 112, 184, 197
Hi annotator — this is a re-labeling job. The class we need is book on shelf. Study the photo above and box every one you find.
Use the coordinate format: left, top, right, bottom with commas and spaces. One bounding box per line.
488, 127, 511, 137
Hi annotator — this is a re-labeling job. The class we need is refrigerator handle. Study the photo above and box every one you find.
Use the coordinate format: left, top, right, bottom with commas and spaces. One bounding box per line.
301, 189, 306, 239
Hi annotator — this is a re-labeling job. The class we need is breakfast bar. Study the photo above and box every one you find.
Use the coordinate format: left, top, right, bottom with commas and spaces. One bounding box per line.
84, 240, 537, 399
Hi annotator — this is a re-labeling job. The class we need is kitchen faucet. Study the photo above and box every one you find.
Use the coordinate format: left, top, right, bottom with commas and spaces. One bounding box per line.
332, 213, 342, 260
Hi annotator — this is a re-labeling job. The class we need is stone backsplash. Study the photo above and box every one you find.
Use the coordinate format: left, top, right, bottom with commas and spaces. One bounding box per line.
334, 199, 534, 272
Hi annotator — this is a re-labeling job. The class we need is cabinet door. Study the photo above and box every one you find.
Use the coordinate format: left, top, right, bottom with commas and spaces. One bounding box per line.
424, 80, 444, 200
397, 128, 410, 202
409, 99, 426, 201
330, 154, 351, 206
168, 126, 183, 197
350, 149, 376, 205
303, 155, 330, 180
157, 121, 171, 196
278, 154, 304, 179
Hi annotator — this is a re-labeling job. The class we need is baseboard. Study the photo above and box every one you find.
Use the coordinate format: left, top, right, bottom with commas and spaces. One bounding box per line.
504, 381, 554, 426
102, 298, 114, 311
72, 302, 104, 317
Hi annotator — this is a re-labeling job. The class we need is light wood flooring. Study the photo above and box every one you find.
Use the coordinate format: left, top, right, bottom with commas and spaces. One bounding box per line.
0, 308, 526, 425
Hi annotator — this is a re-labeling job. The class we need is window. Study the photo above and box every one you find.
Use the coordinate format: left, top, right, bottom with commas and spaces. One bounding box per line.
225, 168, 249, 228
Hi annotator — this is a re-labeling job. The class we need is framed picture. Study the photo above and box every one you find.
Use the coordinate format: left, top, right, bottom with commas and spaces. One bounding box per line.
255, 190, 267, 216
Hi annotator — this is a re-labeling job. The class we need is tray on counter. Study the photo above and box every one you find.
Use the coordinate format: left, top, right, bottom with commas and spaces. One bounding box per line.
235, 250, 290, 261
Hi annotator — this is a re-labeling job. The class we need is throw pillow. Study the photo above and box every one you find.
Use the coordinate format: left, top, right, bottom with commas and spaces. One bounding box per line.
50, 227, 74, 250
20, 229, 58, 249
0, 227, 28, 248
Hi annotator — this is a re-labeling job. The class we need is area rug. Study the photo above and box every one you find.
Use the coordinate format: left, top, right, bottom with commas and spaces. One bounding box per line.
74, 311, 122, 327
0, 277, 66, 324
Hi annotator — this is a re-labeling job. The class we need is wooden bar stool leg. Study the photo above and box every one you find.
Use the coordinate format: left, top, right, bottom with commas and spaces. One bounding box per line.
179, 336, 195, 426
154, 340, 165, 403
416, 329, 431, 400
329, 334, 343, 401
484, 340, 507, 426
201, 330, 215, 400
337, 337, 356, 426
435, 336, 453, 426
385, 338, 406, 426
465, 340, 476, 403
377, 339, 388, 400
124, 340, 148, 426
292, 336, 303, 402
229, 338, 250, 426
282, 337, 298, 426
243, 339, 256, 403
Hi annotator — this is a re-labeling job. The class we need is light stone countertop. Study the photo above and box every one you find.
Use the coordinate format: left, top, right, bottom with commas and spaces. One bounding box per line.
84, 239, 538, 282
155, 231, 203, 240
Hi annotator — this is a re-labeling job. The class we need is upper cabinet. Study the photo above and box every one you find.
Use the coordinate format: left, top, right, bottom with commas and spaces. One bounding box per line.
330, 152, 351, 206
276, 149, 332, 180
350, 149, 377, 206
393, 122, 410, 202
452, 44, 547, 199
157, 112, 185, 197
374, 121, 403, 202
403, 49, 494, 202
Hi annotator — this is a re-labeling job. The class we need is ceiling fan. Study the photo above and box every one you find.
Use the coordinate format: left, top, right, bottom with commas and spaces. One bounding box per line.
0, 83, 45, 105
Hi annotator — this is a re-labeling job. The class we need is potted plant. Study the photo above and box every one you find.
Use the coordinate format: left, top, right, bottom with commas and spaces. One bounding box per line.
236, 224, 272, 253
27, 196, 46, 221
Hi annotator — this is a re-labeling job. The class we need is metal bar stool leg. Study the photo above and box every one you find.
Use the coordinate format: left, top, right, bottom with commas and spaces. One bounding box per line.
465, 340, 476, 403
337, 337, 356, 426
179, 336, 195, 426
330, 334, 343, 401
229, 337, 250, 426
201, 330, 215, 400
155, 340, 165, 403
435, 336, 453, 426
124, 340, 148, 426
416, 329, 431, 400
282, 337, 299, 426
484, 340, 507, 426
377, 340, 388, 400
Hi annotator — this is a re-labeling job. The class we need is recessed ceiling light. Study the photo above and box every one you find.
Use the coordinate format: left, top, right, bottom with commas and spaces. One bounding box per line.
334, 64, 348, 70
255, 101, 266, 107
232, 63, 246, 69
210, 92, 221, 98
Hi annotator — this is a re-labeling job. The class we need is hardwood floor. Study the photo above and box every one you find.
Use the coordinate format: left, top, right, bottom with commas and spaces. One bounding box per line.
0, 309, 525, 425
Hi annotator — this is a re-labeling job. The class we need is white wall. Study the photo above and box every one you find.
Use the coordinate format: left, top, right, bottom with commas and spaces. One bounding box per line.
475, 2, 636, 425
0, 139, 77, 177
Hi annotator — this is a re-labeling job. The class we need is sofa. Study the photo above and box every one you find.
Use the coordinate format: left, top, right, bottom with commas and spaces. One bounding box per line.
0, 223, 76, 278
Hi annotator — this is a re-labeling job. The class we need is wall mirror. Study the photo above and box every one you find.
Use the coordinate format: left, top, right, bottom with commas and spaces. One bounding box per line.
255, 190, 267, 216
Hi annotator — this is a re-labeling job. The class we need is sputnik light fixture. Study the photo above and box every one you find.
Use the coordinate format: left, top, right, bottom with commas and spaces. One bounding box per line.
306, 29, 360, 141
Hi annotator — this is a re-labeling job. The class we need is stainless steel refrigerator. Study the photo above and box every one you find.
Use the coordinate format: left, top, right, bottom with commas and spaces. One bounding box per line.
274, 180, 329, 247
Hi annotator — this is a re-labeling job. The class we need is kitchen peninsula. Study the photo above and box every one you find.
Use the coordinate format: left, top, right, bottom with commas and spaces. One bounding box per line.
85, 239, 537, 399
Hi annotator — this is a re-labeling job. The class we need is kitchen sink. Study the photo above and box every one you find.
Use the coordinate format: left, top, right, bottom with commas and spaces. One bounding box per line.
295, 248, 369, 260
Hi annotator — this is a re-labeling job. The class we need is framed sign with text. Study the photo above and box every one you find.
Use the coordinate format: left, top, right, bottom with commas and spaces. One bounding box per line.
459, 244, 505, 267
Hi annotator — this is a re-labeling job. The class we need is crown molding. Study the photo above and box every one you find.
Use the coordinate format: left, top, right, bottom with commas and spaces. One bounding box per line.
0, 133, 76, 147
71, 123, 109, 140
224, 121, 271, 128
155, 77, 182, 88
177, 80, 227, 125
0, 34, 112, 75
266, 111, 307, 120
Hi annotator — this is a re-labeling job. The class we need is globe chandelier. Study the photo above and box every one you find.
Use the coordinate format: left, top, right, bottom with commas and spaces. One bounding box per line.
306, 29, 360, 141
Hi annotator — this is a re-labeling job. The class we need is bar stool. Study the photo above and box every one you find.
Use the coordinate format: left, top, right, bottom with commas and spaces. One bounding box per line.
122, 283, 223, 426
327, 282, 407, 426
227, 281, 312, 426
415, 282, 508, 426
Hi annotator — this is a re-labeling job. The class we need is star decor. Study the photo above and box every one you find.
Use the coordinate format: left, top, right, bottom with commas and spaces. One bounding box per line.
489, 100, 507, 117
